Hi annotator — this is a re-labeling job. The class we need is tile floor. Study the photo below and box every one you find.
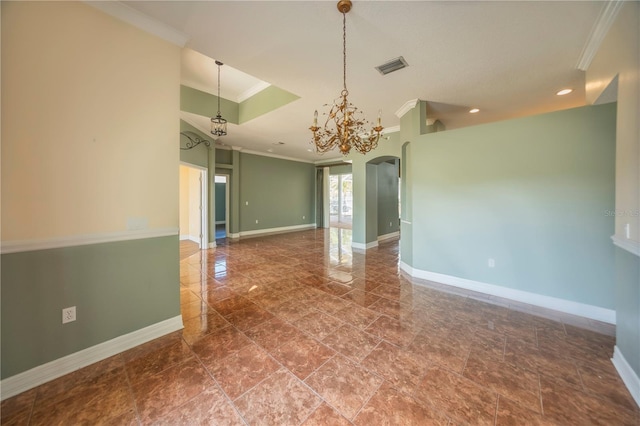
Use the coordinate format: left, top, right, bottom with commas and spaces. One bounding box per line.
2, 228, 638, 425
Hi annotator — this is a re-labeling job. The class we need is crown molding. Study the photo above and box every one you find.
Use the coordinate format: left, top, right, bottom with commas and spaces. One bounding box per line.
237, 82, 271, 103
395, 99, 420, 118
382, 125, 400, 134
85, 1, 189, 47
576, 0, 624, 71
241, 149, 313, 164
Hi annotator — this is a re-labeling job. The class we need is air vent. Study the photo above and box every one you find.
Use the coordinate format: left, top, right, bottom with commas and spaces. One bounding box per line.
375, 56, 408, 75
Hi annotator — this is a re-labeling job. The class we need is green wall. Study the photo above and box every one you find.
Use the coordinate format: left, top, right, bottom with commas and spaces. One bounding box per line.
615, 246, 640, 374
180, 85, 239, 125
377, 160, 400, 237
410, 103, 617, 309
329, 164, 352, 175
239, 85, 300, 124
179, 121, 210, 168
239, 153, 315, 232
215, 182, 226, 222
1, 236, 179, 378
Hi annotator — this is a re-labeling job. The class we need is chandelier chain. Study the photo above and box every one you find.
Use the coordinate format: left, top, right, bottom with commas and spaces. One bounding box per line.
342, 10, 347, 93
217, 64, 222, 115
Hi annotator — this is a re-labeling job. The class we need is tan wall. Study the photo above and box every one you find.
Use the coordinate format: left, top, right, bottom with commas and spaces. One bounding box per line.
586, 2, 640, 242
179, 166, 190, 238
1, 2, 181, 241
188, 167, 201, 239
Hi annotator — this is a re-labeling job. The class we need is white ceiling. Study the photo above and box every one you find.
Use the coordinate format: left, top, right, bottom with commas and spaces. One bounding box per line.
124, 1, 606, 163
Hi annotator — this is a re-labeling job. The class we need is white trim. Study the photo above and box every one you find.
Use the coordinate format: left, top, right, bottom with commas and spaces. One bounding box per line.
399, 263, 616, 324
239, 223, 316, 238
208, 242, 217, 249
612, 346, 640, 408
382, 125, 400, 134
0, 316, 183, 401
228, 232, 241, 239
241, 149, 314, 164
576, 0, 624, 71
85, 1, 189, 47
401, 220, 412, 225
237, 81, 271, 103
215, 221, 226, 225
179, 161, 207, 171
352, 241, 379, 250
612, 234, 640, 257
395, 99, 420, 118
378, 231, 399, 242
314, 157, 344, 166
1, 228, 179, 255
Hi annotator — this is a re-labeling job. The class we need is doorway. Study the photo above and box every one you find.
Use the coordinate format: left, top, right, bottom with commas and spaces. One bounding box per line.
215, 175, 229, 239
179, 163, 208, 249
330, 173, 353, 229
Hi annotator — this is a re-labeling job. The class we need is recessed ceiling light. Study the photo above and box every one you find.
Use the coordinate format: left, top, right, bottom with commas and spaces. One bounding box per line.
556, 89, 573, 96
469, 108, 480, 113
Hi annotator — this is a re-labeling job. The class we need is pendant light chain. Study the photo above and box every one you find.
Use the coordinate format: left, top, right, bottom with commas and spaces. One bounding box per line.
217, 63, 222, 115
342, 10, 347, 94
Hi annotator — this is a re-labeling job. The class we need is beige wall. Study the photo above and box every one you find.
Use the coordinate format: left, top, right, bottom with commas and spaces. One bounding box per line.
179, 166, 190, 238
1, 2, 181, 241
188, 167, 201, 239
586, 1, 640, 242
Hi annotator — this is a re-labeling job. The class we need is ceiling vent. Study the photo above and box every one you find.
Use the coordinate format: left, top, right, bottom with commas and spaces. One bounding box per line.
375, 56, 408, 75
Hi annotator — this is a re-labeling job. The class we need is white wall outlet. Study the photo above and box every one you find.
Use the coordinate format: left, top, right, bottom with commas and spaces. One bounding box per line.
245, 201, 249, 206
62, 306, 76, 324
390, 221, 393, 227
488, 258, 495, 268
255, 219, 259, 224
303, 215, 305, 220
625, 223, 631, 239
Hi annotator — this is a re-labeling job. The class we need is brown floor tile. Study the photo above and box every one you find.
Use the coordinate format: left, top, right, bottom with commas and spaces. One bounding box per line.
131, 358, 213, 423
235, 368, 321, 425
271, 333, 336, 380
361, 341, 430, 395
577, 360, 639, 412
322, 323, 381, 362
181, 311, 231, 345
191, 326, 252, 364
294, 309, 344, 340
124, 336, 194, 384
1, 388, 36, 426
407, 332, 470, 374
302, 402, 352, 426
244, 317, 305, 352
207, 343, 280, 400
365, 315, 420, 347
305, 355, 383, 420
540, 376, 638, 425
225, 304, 274, 331
31, 368, 134, 426
354, 381, 449, 425
341, 288, 381, 307
496, 396, 555, 426
269, 298, 317, 322
415, 365, 498, 425
463, 352, 542, 414
156, 385, 245, 425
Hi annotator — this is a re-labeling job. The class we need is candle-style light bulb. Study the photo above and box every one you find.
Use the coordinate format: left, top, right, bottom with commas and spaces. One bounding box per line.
377, 109, 382, 127
313, 110, 318, 126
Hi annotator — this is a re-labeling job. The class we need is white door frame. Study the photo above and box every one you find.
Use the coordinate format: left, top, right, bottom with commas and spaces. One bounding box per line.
180, 162, 208, 250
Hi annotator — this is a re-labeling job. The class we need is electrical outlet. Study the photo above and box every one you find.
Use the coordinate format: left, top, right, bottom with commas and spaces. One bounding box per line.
303, 215, 305, 220
488, 258, 495, 268
255, 219, 259, 224
390, 221, 392, 227
62, 306, 76, 324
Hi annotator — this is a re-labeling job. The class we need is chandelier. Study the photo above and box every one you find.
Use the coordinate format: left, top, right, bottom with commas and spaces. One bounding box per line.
310, 0, 383, 155
211, 60, 227, 137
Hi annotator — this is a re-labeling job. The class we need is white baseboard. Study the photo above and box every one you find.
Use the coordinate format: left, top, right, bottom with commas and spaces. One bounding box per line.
208, 242, 217, 249
228, 232, 240, 239
0, 315, 184, 401
399, 262, 616, 324
612, 346, 640, 408
352, 241, 379, 250
238, 223, 316, 238
215, 221, 226, 225
378, 231, 400, 242
612, 234, 640, 257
